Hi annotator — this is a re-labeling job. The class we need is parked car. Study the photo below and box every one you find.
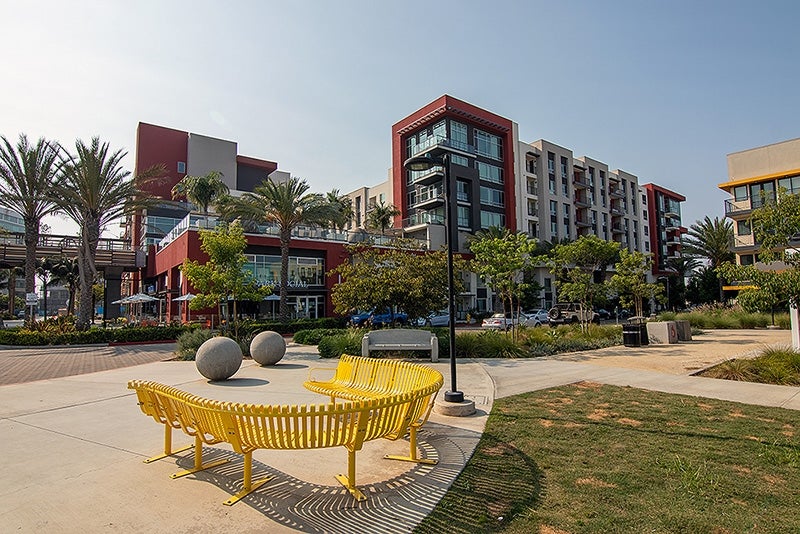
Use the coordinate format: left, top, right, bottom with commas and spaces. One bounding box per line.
415, 310, 450, 327
525, 309, 549, 327
368, 308, 409, 327
548, 303, 600, 326
481, 312, 533, 330
348, 310, 372, 327
596, 308, 612, 320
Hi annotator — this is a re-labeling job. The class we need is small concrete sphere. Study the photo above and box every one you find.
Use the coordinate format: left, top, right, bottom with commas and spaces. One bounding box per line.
250, 331, 286, 366
195, 336, 242, 381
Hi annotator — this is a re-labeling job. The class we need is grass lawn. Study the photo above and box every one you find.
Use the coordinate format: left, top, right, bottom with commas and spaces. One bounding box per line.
415, 383, 800, 533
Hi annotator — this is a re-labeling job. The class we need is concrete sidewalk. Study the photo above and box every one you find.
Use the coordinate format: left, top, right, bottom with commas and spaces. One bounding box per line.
1, 331, 799, 533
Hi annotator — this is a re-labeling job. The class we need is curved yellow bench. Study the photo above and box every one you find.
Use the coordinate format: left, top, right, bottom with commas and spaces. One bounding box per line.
303, 354, 444, 465
128, 358, 442, 505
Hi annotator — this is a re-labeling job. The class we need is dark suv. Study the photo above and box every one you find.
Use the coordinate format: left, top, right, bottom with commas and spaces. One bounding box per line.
548, 303, 600, 326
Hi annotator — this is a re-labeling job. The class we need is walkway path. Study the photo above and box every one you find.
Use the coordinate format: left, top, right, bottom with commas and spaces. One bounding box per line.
0, 330, 798, 533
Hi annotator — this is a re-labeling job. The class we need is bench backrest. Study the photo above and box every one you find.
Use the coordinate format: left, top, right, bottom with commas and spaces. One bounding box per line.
128, 378, 438, 455
365, 329, 434, 345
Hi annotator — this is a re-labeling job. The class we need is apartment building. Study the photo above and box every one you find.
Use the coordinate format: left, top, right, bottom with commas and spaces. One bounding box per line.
643, 184, 686, 275
388, 95, 681, 309
719, 137, 800, 266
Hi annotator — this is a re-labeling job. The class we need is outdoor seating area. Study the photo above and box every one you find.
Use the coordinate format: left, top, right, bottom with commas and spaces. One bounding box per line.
361, 328, 439, 362
129, 355, 443, 503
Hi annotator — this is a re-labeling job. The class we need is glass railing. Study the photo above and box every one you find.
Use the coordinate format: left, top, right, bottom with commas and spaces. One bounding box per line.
402, 212, 445, 227
410, 135, 477, 157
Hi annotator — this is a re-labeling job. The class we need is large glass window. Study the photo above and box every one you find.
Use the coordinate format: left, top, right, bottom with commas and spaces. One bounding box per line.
244, 255, 324, 287
457, 180, 469, 202
750, 182, 775, 208
733, 185, 748, 201
480, 187, 504, 207
777, 175, 800, 194
480, 210, 505, 228
475, 130, 502, 160
476, 161, 503, 184
451, 121, 468, 146
450, 154, 469, 167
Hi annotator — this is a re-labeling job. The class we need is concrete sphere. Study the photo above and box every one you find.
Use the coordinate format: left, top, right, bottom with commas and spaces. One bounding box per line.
250, 331, 286, 366
195, 336, 242, 381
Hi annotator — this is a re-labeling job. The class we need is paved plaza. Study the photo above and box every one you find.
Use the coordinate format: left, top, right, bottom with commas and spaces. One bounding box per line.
1, 329, 798, 533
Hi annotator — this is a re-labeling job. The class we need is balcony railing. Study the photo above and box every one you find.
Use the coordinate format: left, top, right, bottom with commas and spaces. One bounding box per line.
724, 196, 776, 216
402, 212, 445, 228
410, 134, 477, 158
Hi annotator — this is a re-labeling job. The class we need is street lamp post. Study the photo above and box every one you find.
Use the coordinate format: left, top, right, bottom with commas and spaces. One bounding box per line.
404, 152, 464, 403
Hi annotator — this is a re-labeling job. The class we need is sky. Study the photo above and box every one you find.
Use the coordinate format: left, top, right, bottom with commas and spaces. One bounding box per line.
3, 0, 799, 238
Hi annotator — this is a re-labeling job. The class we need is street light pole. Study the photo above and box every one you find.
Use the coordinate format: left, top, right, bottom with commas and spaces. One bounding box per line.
404, 152, 464, 403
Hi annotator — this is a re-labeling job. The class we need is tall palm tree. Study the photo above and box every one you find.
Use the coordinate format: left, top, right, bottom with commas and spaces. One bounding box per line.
682, 216, 734, 302
171, 171, 229, 226
366, 200, 401, 235
217, 176, 339, 321
682, 216, 734, 268
53, 138, 164, 330
0, 134, 61, 319
48, 256, 80, 316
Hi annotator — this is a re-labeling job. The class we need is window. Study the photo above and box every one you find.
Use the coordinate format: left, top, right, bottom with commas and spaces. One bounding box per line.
480, 210, 505, 228
456, 180, 469, 202
547, 152, 555, 174
549, 200, 558, 217
733, 185, 748, 201
480, 187, 504, 207
450, 121, 468, 147
549, 175, 556, 194
474, 130, 502, 160
476, 161, 503, 184
457, 206, 470, 228
451, 154, 469, 166
778, 176, 800, 194
750, 182, 775, 208
737, 220, 752, 235
177, 161, 186, 174
560, 156, 568, 178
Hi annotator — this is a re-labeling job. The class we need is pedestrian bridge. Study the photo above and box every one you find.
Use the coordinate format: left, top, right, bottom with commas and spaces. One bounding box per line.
0, 232, 143, 270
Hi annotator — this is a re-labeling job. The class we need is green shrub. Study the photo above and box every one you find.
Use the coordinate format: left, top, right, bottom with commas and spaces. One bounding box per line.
174, 329, 216, 361
293, 328, 349, 345
317, 331, 363, 359
700, 345, 800, 385
239, 317, 348, 337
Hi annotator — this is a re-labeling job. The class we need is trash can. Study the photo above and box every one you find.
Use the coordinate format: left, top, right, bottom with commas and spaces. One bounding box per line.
628, 316, 649, 346
622, 323, 641, 347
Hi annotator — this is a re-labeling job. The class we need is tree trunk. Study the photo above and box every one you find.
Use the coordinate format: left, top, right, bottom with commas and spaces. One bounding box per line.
8, 270, 15, 316
279, 228, 291, 322
23, 218, 38, 323
76, 220, 100, 331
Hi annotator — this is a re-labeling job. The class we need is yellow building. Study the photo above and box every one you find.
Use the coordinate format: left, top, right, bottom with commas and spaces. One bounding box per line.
719, 137, 800, 265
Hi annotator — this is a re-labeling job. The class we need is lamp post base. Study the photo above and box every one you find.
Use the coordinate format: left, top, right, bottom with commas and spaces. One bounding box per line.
434, 395, 476, 417
444, 390, 464, 403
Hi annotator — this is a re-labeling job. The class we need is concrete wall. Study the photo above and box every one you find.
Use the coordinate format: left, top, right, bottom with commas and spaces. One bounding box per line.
728, 137, 800, 181
187, 133, 237, 189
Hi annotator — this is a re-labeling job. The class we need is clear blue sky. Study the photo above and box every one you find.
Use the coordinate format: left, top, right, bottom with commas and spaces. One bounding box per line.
3, 0, 798, 236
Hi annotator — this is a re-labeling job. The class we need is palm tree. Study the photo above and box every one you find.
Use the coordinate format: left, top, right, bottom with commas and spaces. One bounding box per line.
325, 189, 353, 231
0, 134, 61, 319
682, 216, 734, 268
217, 176, 340, 321
366, 200, 401, 236
171, 171, 229, 226
682, 216, 734, 301
48, 256, 80, 316
53, 138, 165, 330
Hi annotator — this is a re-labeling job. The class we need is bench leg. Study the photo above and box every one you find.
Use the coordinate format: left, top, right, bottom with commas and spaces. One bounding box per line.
170, 435, 230, 479
144, 424, 193, 464
335, 449, 366, 501
384, 426, 438, 465
223, 451, 274, 506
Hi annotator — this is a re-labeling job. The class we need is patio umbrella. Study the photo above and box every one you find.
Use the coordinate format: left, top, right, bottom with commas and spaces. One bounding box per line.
173, 293, 196, 322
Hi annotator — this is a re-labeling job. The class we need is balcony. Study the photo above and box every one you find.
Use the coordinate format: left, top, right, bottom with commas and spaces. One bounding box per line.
610, 206, 624, 217
573, 195, 591, 208
732, 234, 756, 250
412, 186, 443, 209
411, 134, 477, 159
609, 187, 624, 198
573, 175, 589, 189
402, 211, 445, 230
410, 166, 444, 186
575, 217, 593, 228
611, 224, 625, 234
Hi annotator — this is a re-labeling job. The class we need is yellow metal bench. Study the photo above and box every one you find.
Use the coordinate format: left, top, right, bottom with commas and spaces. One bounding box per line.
303, 354, 443, 465
128, 359, 442, 505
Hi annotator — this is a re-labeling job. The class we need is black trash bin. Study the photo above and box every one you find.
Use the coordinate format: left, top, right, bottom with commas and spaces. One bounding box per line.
622, 323, 641, 347
627, 316, 649, 346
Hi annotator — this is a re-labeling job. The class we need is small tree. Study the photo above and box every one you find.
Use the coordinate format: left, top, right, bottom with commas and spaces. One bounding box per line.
469, 228, 536, 328
366, 200, 401, 235
181, 220, 267, 338
543, 235, 621, 328
331, 240, 465, 323
609, 250, 663, 317
171, 171, 229, 226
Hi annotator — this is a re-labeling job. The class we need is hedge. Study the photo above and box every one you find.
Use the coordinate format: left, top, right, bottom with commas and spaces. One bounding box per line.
0, 325, 191, 346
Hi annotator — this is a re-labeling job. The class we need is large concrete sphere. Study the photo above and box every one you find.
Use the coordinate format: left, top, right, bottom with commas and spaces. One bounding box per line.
195, 336, 242, 381
250, 331, 286, 366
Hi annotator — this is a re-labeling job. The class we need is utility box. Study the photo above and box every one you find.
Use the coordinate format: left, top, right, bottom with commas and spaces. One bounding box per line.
646, 321, 679, 344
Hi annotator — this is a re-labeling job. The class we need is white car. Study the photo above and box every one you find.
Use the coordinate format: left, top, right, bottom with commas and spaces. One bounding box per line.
481, 312, 534, 330
416, 311, 450, 327
525, 309, 549, 327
